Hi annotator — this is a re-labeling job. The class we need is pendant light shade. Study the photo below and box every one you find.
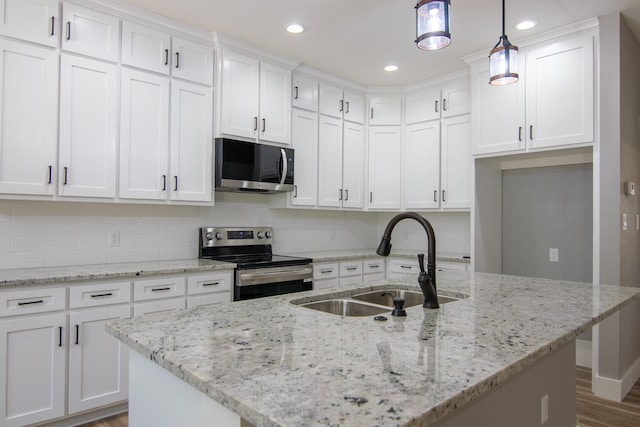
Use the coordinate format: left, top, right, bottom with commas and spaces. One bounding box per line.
415, 0, 451, 51
489, 0, 519, 85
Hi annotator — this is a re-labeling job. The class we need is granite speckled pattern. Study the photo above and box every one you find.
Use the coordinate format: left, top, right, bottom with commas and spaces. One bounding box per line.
106, 271, 640, 427
294, 249, 470, 264
0, 259, 236, 287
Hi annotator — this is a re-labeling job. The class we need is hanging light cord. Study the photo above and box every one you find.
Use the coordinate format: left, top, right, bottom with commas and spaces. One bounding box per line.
493, 0, 510, 50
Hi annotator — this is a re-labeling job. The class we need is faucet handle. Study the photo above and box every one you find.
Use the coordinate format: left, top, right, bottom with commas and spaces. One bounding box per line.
417, 253, 426, 274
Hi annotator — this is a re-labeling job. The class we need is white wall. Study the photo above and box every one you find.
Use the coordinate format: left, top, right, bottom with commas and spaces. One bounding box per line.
0, 195, 471, 270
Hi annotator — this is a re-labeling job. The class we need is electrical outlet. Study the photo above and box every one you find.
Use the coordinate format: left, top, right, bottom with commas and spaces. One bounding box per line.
549, 248, 559, 263
109, 230, 120, 247
541, 394, 548, 424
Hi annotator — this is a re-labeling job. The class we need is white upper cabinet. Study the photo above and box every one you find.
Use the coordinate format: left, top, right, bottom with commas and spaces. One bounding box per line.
403, 121, 440, 210
0, 39, 58, 196
119, 68, 170, 200
0, 0, 59, 47
122, 22, 213, 85
290, 108, 318, 206
59, 54, 117, 198
121, 21, 171, 75
61, 2, 120, 62
441, 114, 471, 209
471, 32, 594, 156
405, 77, 470, 125
169, 80, 213, 202
317, 115, 343, 208
292, 74, 318, 112
219, 48, 290, 144
318, 83, 365, 124
368, 95, 402, 126
341, 121, 365, 209
368, 126, 401, 210
171, 36, 214, 86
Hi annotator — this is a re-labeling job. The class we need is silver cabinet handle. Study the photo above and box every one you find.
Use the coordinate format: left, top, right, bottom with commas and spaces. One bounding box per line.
175, 52, 180, 68
173, 176, 178, 191
370, 108, 374, 119
202, 281, 220, 287
442, 190, 446, 202
294, 86, 299, 99
518, 127, 523, 141
66, 21, 71, 40
339, 189, 343, 201
443, 98, 447, 111
320, 269, 333, 274
529, 125, 534, 140
262, 118, 266, 133
346, 267, 358, 271
344, 189, 349, 201
63, 167, 68, 185
434, 190, 437, 202
435, 100, 439, 112
400, 265, 412, 269
345, 101, 350, 113
339, 100, 344, 112
293, 184, 298, 198
369, 264, 380, 269
253, 116, 258, 131
164, 49, 169, 65
369, 192, 373, 203
50, 16, 55, 36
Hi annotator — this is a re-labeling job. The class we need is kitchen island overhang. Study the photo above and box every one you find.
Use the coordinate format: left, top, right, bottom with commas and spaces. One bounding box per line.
106, 271, 640, 426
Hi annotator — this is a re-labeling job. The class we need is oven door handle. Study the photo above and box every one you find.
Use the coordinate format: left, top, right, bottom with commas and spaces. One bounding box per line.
237, 266, 312, 287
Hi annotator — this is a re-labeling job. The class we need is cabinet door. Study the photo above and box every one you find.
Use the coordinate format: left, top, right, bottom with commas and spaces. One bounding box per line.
119, 68, 170, 200
0, 0, 59, 47
68, 305, 130, 414
318, 83, 343, 119
368, 126, 401, 210
343, 90, 365, 124
342, 121, 365, 209
441, 114, 471, 209
405, 87, 440, 124
172, 36, 214, 86
0, 313, 66, 427
0, 39, 57, 196
121, 21, 171, 75
170, 80, 213, 202
441, 77, 470, 118
290, 108, 317, 206
292, 74, 318, 112
470, 59, 525, 155
404, 121, 440, 209
259, 61, 291, 144
61, 2, 119, 62
59, 55, 117, 198
220, 49, 259, 140
317, 115, 343, 208
525, 34, 594, 150
368, 95, 402, 126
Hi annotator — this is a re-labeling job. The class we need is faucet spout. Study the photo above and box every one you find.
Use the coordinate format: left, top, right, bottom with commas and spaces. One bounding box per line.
376, 212, 439, 309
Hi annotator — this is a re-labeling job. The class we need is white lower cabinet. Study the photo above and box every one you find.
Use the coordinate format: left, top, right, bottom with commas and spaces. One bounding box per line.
68, 304, 130, 414
387, 257, 468, 279
313, 258, 385, 289
0, 312, 66, 427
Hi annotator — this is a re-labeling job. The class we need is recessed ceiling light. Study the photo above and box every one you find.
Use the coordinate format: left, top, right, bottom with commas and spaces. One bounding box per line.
384, 65, 399, 72
516, 20, 537, 30
286, 23, 306, 34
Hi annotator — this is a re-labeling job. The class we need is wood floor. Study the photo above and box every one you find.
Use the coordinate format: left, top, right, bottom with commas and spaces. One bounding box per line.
79, 367, 640, 427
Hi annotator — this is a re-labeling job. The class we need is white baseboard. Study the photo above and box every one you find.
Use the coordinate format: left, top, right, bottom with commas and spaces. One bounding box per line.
593, 356, 640, 402
575, 339, 592, 368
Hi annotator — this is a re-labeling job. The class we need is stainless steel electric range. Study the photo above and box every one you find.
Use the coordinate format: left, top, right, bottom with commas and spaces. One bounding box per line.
198, 227, 313, 301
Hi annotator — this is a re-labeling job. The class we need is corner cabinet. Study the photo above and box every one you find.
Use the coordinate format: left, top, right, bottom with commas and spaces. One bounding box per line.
471, 32, 595, 156
0, 38, 58, 196
218, 48, 291, 144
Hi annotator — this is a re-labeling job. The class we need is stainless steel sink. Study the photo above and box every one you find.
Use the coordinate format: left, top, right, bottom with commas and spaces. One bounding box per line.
300, 299, 390, 317
351, 290, 460, 308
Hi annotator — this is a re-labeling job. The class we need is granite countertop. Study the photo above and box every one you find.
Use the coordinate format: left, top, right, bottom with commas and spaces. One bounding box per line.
293, 249, 470, 264
106, 271, 640, 427
0, 259, 236, 287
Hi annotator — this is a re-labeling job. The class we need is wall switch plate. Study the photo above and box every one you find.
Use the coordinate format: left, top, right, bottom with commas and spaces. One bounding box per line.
109, 230, 120, 247
624, 181, 635, 196
541, 394, 549, 424
549, 248, 559, 263
623, 213, 628, 231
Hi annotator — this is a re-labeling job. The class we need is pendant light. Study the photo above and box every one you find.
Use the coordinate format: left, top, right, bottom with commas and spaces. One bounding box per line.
415, 0, 451, 51
489, 0, 518, 85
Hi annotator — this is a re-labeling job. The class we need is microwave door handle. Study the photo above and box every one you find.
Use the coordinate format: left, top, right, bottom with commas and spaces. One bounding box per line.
279, 148, 287, 185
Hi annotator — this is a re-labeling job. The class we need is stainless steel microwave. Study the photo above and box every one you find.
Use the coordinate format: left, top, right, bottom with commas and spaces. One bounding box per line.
214, 138, 295, 193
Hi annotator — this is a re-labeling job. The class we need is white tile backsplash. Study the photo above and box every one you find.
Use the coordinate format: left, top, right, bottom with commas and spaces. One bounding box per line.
0, 195, 470, 270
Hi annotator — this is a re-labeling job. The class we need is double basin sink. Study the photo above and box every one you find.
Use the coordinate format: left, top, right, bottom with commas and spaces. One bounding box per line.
295, 289, 461, 317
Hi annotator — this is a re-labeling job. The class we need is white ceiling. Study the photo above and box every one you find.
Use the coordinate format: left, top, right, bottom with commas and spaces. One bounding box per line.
121, 0, 640, 87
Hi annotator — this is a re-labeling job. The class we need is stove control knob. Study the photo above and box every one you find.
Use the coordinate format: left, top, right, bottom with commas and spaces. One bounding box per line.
265, 230, 272, 239
215, 231, 223, 240
205, 232, 214, 240
256, 231, 264, 239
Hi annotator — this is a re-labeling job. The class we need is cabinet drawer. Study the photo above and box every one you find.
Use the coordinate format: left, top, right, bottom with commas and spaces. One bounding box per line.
133, 276, 186, 302
0, 287, 66, 317
187, 293, 230, 309
339, 261, 362, 277
313, 278, 339, 290
389, 259, 420, 275
133, 298, 185, 316
313, 263, 338, 280
69, 281, 131, 308
187, 272, 232, 296
363, 259, 385, 274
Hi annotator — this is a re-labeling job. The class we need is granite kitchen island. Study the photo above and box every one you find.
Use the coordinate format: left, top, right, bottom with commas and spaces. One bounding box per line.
106, 270, 640, 427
